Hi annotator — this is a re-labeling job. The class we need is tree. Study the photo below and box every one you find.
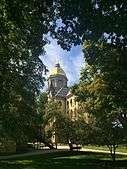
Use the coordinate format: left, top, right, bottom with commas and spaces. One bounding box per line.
1, 0, 126, 144
44, 99, 70, 147
72, 43, 126, 161
52, 0, 127, 50
36, 92, 48, 127
38, 98, 85, 148
83, 42, 127, 132
0, 0, 51, 143
95, 114, 124, 162
59, 1, 127, 153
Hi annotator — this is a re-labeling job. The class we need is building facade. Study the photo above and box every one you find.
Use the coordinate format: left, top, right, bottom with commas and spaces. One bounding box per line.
48, 63, 78, 119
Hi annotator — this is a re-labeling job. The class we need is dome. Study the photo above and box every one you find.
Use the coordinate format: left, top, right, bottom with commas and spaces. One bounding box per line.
49, 63, 67, 78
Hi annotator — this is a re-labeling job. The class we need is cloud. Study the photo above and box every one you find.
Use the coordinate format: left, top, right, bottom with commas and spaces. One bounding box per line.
40, 38, 84, 90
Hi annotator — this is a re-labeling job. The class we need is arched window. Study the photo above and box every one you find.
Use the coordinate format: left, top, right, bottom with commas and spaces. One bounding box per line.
58, 101, 62, 106
70, 99, 72, 107
67, 101, 69, 106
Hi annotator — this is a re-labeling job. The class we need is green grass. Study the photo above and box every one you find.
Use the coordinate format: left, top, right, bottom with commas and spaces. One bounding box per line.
83, 145, 127, 153
0, 151, 127, 169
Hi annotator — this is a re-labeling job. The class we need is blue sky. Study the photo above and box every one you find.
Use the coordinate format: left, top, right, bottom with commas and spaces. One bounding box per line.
40, 38, 84, 90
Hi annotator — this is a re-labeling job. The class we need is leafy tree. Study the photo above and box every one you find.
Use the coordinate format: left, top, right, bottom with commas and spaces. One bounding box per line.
34, 92, 48, 143
53, 0, 127, 51
41, 99, 86, 148
63, 1, 127, 154
95, 114, 124, 162
36, 92, 48, 127
83, 42, 127, 131
0, 0, 51, 143
72, 43, 126, 161
44, 99, 70, 147
1, 0, 126, 144
32, 93, 60, 149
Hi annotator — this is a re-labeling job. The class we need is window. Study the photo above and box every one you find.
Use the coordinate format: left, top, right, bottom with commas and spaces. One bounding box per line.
70, 99, 72, 106
75, 99, 77, 105
58, 101, 62, 106
70, 110, 73, 116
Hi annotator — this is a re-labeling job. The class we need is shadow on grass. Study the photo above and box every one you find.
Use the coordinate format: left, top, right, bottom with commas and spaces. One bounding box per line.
0, 151, 127, 169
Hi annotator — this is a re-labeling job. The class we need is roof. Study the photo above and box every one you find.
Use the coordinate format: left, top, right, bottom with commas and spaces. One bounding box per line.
49, 63, 67, 78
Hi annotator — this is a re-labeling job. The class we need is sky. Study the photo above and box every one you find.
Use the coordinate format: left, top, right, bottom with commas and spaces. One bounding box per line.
40, 38, 84, 90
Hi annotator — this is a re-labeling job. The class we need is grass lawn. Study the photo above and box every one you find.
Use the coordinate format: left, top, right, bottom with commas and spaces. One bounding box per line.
83, 145, 127, 153
0, 151, 127, 169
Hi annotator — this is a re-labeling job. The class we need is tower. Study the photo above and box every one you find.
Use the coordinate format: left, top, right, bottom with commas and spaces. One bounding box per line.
48, 63, 68, 99
47, 63, 69, 145
47, 63, 80, 146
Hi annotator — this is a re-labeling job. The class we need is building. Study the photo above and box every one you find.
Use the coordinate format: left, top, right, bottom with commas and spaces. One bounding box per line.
48, 63, 79, 120
47, 63, 92, 146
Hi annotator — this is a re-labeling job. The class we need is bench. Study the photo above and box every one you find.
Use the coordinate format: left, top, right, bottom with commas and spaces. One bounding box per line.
69, 143, 81, 151
71, 146, 81, 151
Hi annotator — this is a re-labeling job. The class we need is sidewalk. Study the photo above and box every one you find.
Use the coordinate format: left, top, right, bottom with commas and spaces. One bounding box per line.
81, 148, 127, 156
0, 146, 127, 160
0, 149, 68, 160
58, 146, 127, 155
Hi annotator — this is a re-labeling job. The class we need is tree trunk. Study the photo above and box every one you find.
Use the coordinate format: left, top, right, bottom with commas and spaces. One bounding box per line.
110, 145, 116, 163
43, 140, 56, 149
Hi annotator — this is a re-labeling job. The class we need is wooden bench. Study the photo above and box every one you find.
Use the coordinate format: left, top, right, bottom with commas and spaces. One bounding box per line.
69, 143, 81, 151
71, 146, 81, 151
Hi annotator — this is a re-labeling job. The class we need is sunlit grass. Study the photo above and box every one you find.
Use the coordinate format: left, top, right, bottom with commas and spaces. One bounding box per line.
83, 145, 127, 153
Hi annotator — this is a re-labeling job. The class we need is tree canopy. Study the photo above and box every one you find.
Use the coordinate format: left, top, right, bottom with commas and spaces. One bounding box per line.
0, 0, 52, 142
0, 0, 126, 143
53, 0, 127, 50
72, 43, 126, 161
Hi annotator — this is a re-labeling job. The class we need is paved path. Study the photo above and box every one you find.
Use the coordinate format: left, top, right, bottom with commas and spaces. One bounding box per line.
0, 149, 69, 160
58, 146, 127, 155
81, 148, 127, 156
0, 146, 127, 160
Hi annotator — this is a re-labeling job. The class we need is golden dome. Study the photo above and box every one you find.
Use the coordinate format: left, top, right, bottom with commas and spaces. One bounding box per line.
49, 63, 67, 77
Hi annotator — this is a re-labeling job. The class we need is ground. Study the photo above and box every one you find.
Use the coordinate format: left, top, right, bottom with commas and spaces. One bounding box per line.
0, 151, 127, 169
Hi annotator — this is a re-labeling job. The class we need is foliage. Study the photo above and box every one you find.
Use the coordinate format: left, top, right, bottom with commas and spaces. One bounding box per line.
52, 0, 127, 51
1, 0, 127, 144
0, 0, 52, 142
43, 99, 92, 146
35, 92, 48, 126
43, 99, 71, 144
72, 43, 126, 161
83, 42, 127, 129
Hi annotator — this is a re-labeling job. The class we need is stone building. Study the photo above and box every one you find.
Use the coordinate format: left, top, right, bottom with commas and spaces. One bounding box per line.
48, 63, 79, 120
47, 63, 92, 146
